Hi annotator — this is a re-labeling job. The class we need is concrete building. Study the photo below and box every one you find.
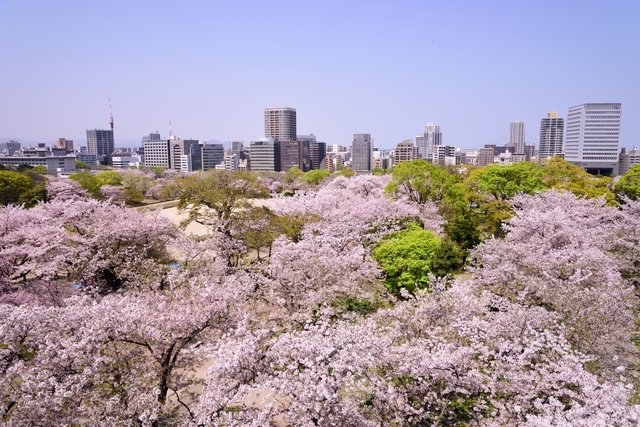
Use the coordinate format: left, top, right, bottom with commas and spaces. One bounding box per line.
0, 140, 21, 156
478, 144, 497, 167
394, 140, 416, 163
56, 138, 74, 153
539, 112, 564, 161
249, 139, 277, 171
415, 123, 442, 162
143, 140, 171, 169
86, 129, 114, 163
201, 143, 224, 171
565, 103, 622, 175
265, 108, 296, 141
351, 134, 373, 172
508, 121, 526, 154
170, 139, 201, 172
0, 156, 76, 174
619, 146, 640, 176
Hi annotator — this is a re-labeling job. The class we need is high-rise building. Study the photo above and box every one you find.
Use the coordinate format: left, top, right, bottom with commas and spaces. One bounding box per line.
415, 123, 442, 162
265, 108, 297, 141
508, 121, 526, 154
538, 112, 564, 161
351, 134, 373, 172
565, 103, 622, 176
0, 140, 21, 156
143, 140, 171, 168
170, 139, 201, 172
249, 139, 277, 171
56, 138, 74, 152
394, 140, 416, 164
478, 144, 497, 167
618, 146, 640, 176
86, 129, 114, 161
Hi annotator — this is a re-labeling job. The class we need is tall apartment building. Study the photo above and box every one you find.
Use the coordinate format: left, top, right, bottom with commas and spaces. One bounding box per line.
265, 108, 297, 141
478, 144, 497, 167
86, 129, 114, 162
508, 121, 526, 154
538, 112, 564, 161
394, 140, 416, 163
351, 134, 373, 172
415, 123, 442, 161
565, 103, 622, 175
618, 146, 640, 176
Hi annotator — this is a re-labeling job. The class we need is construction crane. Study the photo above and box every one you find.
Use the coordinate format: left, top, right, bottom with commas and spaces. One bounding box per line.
108, 98, 114, 132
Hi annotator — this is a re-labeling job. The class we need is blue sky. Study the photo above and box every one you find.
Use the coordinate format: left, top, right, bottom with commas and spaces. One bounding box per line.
1, 0, 638, 150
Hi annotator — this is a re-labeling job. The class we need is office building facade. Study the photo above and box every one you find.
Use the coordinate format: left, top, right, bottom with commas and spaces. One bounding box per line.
351, 134, 373, 172
265, 108, 297, 141
565, 103, 622, 175
538, 112, 564, 161
415, 123, 442, 162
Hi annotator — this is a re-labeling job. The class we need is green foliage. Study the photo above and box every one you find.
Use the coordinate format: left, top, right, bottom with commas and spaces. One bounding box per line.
69, 172, 102, 199
385, 160, 456, 204
31, 165, 49, 174
302, 169, 331, 186
615, 164, 640, 202
430, 238, 465, 278
372, 223, 441, 295
124, 188, 145, 206
284, 167, 304, 185
542, 158, 615, 205
334, 168, 355, 178
95, 171, 123, 187
0, 170, 48, 207
372, 167, 384, 176
273, 212, 321, 243
472, 162, 545, 201
443, 208, 480, 252
164, 170, 270, 233
75, 160, 92, 170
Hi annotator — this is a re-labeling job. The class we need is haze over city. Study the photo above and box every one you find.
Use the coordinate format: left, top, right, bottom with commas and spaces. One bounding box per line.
1, 0, 638, 150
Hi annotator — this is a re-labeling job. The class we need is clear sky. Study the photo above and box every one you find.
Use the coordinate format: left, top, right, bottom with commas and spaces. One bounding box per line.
1, 0, 638, 150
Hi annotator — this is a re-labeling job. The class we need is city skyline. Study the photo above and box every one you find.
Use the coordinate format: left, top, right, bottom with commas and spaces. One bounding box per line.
0, 1, 638, 150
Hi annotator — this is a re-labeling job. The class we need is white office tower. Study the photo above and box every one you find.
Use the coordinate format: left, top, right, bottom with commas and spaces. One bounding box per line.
538, 112, 564, 160
415, 123, 442, 162
565, 103, 622, 176
508, 121, 526, 154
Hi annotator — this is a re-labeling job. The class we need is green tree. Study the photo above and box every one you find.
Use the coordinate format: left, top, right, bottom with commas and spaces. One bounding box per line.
0, 170, 47, 207
372, 223, 441, 295
473, 162, 545, 201
69, 172, 102, 199
31, 165, 49, 175
385, 160, 456, 204
542, 158, 615, 205
96, 171, 123, 187
302, 169, 331, 186
615, 164, 640, 202
430, 238, 465, 278
334, 168, 355, 178
165, 170, 270, 233
75, 160, 92, 170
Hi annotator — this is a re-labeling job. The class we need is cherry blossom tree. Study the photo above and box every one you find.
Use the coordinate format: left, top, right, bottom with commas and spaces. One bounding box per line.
196, 281, 640, 426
